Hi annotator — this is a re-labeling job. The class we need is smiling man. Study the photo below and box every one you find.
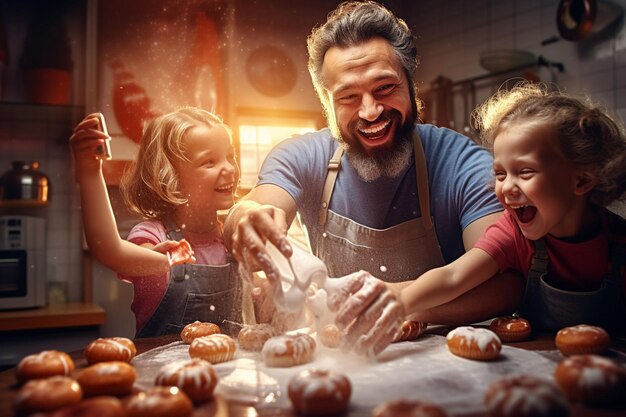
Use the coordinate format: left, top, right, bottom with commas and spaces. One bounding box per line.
225, 1, 523, 333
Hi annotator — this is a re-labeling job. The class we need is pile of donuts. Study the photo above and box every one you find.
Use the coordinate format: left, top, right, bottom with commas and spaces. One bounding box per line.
442, 317, 626, 416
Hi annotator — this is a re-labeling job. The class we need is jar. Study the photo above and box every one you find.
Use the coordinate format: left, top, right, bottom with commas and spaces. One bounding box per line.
0, 161, 51, 205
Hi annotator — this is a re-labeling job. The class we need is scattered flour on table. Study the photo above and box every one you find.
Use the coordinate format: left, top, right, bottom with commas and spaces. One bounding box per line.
132, 334, 559, 416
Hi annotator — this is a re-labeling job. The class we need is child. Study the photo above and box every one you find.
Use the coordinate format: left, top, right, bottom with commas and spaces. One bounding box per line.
332, 83, 626, 355
71, 108, 243, 337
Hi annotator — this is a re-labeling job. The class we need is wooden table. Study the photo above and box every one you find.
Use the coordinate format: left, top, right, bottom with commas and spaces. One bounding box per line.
1, 329, 625, 417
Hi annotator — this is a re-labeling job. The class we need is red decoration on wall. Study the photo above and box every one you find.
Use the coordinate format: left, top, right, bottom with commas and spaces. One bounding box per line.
109, 59, 159, 143
188, 12, 222, 113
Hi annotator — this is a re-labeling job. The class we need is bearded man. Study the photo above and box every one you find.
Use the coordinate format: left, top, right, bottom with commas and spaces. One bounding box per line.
224, 1, 523, 344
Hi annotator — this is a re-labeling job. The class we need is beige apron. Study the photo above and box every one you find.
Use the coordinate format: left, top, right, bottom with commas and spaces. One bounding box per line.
316, 132, 445, 282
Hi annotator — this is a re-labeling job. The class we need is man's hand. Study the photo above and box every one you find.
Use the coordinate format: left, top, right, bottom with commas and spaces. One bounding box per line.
228, 201, 291, 283
325, 270, 405, 357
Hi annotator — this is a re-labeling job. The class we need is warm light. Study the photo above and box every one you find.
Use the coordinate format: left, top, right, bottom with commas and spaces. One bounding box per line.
238, 122, 317, 188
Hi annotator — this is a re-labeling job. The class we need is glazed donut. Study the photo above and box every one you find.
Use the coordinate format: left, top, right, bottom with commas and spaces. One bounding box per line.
484, 375, 569, 417
446, 326, 501, 361
15, 350, 75, 383
489, 316, 532, 343
76, 361, 137, 397
372, 399, 449, 417
13, 375, 82, 416
554, 354, 626, 405
84, 337, 137, 364
48, 396, 125, 417
189, 333, 236, 364
181, 321, 221, 344
237, 323, 280, 351
318, 323, 343, 348
155, 358, 218, 404
125, 386, 193, 417
393, 321, 428, 343
554, 324, 610, 356
262, 333, 317, 368
288, 369, 351, 416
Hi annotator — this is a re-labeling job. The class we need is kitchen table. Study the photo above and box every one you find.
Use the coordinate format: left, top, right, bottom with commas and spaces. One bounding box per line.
1, 326, 624, 417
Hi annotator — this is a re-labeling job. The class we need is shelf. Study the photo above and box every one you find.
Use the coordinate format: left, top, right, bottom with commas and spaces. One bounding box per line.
0, 302, 106, 331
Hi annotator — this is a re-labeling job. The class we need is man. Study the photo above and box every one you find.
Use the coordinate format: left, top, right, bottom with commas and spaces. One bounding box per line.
224, 1, 523, 353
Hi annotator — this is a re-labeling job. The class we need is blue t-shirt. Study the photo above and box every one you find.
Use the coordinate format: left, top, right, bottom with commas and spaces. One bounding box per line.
257, 124, 501, 263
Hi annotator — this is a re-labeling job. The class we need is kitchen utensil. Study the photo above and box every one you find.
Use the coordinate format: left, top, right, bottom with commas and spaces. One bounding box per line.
479, 49, 536, 73
0, 161, 51, 206
265, 239, 328, 314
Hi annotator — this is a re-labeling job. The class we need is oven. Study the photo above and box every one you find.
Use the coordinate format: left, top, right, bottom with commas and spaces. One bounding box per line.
0, 216, 46, 310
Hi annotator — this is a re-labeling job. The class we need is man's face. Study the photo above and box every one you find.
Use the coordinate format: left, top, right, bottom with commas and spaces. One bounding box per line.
321, 37, 416, 180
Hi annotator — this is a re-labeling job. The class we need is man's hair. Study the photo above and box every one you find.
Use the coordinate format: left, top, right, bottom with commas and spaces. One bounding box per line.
120, 107, 231, 220
307, 1, 419, 114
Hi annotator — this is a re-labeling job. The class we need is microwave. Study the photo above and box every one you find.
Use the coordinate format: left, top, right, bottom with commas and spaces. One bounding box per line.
0, 216, 46, 310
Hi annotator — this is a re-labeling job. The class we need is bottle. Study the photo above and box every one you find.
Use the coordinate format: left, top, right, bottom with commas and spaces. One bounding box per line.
265, 238, 328, 314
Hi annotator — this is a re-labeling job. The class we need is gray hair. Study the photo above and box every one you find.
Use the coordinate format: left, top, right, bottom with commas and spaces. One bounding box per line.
307, 1, 418, 113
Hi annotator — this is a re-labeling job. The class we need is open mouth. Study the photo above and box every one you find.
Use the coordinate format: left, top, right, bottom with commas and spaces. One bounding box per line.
358, 119, 392, 142
511, 205, 537, 224
214, 183, 234, 193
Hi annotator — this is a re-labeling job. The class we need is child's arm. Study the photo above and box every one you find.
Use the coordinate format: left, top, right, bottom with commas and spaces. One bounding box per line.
70, 113, 192, 276
400, 248, 499, 316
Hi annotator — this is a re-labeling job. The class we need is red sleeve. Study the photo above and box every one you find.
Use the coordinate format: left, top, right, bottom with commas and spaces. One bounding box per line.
474, 211, 532, 274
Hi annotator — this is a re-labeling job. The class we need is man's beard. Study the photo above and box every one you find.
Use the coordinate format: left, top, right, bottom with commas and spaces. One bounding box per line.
337, 112, 414, 182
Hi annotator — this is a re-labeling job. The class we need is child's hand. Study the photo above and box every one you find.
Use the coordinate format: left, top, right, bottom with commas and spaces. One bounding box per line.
69, 113, 110, 178
152, 239, 196, 266
325, 270, 405, 357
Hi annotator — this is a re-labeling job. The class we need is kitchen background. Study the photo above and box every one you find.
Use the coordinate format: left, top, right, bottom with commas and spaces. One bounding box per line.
0, 0, 625, 367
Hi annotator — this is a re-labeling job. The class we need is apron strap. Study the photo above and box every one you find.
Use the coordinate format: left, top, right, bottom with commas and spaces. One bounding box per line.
530, 239, 549, 275
319, 145, 343, 228
412, 131, 434, 231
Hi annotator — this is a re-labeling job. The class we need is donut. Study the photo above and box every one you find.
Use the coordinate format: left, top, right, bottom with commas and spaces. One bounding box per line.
446, 326, 501, 361
237, 323, 281, 351
318, 323, 343, 348
155, 358, 218, 404
15, 350, 75, 383
125, 386, 193, 417
181, 321, 221, 344
189, 333, 236, 364
262, 333, 317, 368
372, 399, 449, 417
76, 361, 137, 397
554, 324, 610, 356
393, 320, 428, 343
84, 337, 137, 364
488, 316, 532, 343
484, 375, 569, 417
554, 354, 626, 405
287, 368, 351, 416
13, 375, 82, 416
48, 396, 125, 417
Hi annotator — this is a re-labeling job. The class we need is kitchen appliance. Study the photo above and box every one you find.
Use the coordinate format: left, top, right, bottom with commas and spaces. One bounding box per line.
0, 216, 46, 310
0, 161, 51, 206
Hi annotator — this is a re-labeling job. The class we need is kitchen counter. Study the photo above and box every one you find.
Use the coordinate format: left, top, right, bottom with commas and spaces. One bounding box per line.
0, 303, 105, 331
0, 328, 624, 417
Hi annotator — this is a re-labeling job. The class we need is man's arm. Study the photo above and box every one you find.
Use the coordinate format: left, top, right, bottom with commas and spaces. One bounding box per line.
223, 184, 298, 276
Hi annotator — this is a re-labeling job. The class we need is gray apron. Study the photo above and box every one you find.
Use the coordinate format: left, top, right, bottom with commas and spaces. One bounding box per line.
517, 238, 624, 331
136, 223, 242, 338
316, 131, 445, 282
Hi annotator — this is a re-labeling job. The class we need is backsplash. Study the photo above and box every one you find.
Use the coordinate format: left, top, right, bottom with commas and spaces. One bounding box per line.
0, 104, 85, 303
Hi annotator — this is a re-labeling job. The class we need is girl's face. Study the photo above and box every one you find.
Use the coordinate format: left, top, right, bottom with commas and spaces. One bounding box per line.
492, 122, 589, 240
175, 124, 239, 215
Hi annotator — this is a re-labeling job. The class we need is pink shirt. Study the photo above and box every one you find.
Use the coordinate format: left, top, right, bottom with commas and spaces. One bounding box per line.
118, 220, 228, 333
474, 210, 622, 294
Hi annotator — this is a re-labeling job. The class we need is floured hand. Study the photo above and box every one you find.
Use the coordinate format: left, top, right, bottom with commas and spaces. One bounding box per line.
325, 270, 405, 357
152, 239, 195, 266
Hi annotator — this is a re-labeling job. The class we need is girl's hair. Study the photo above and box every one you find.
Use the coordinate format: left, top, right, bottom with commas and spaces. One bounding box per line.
120, 107, 230, 220
306, 1, 420, 118
473, 82, 626, 207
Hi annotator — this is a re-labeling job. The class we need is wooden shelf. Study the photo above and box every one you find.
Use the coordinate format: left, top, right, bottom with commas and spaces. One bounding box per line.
0, 302, 106, 331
